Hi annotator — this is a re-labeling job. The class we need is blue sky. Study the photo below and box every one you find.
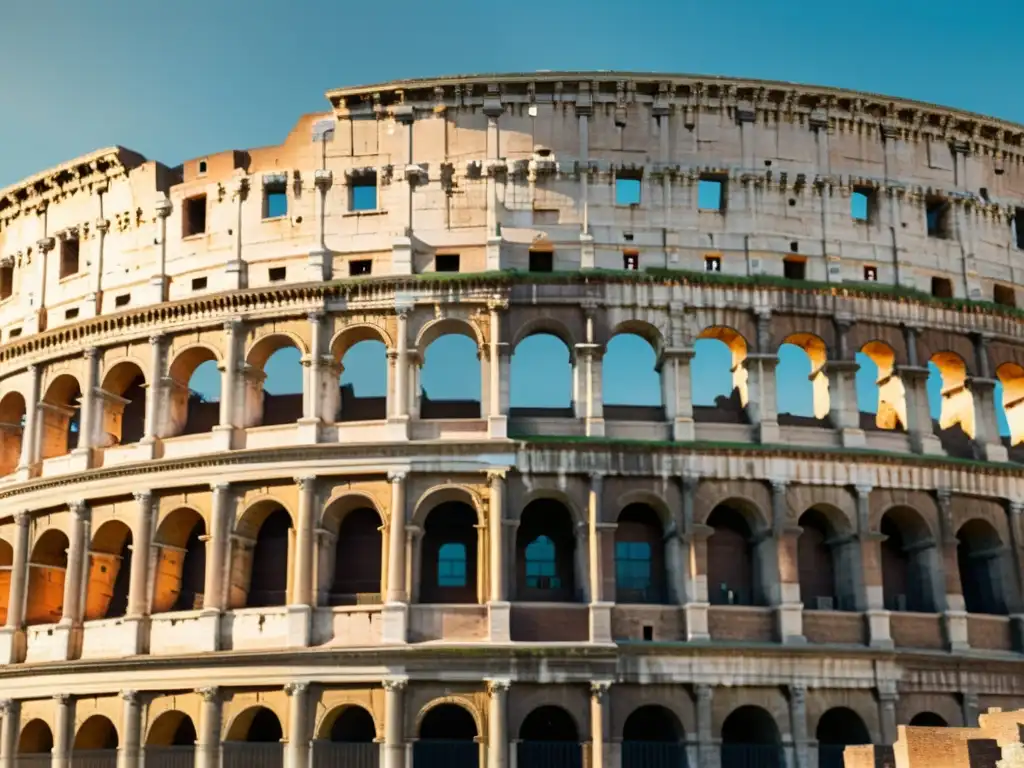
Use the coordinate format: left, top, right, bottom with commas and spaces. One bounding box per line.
1, 1, 1014, 431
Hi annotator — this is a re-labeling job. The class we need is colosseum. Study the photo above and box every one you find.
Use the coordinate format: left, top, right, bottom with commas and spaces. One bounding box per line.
0, 69, 1022, 768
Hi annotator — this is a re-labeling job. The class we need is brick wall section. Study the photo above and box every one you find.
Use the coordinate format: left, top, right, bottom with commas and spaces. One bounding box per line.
967, 615, 1013, 652
802, 610, 865, 645
610, 605, 684, 642
707, 606, 775, 643
890, 613, 945, 650
510, 604, 588, 642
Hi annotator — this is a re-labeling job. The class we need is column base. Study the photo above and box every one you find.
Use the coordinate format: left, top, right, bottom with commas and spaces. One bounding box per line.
671, 418, 695, 442
25, 621, 76, 663
384, 417, 410, 441
307, 248, 331, 281
15, 464, 35, 482
585, 417, 605, 438
755, 420, 780, 444
0, 626, 25, 664
210, 425, 235, 452
67, 448, 92, 472
225, 259, 248, 290
776, 602, 806, 644
391, 237, 413, 276
943, 609, 970, 651
979, 442, 1009, 463
95, 614, 149, 657
684, 602, 710, 641
296, 417, 321, 445
286, 604, 312, 649
487, 601, 511, 642
910, 432, 943, 456
148, 274, 169, 303
588, 602, 614, 644
865, 608, 893, 648
839, 427, 867, 448
579, 233, 595, 270
380, 602, 408, 645
486, 235, 503, 271
487, 415, 508, 440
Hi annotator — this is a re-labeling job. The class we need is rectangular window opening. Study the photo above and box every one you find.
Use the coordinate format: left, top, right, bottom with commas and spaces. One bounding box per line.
784, 257, 806, 281
64, 308, 79, 320
931, 276, 953, 299
698, 176, 725, 212
268, 266, 287, 282
704, 255, 722, 273
615, 176, 642, 206
994, 283, 1017, 307
191, 276, 208, 291
349, 259, 372, 276
528, 250, 553, 273
183, 195, 207, 237
435, 254, 460, 273
59, 238, 80, 278
851, 188, 874, 222
114, 293, 131, 308
863, 265, 878, 282
926, 196, 951, 239
623, 251, 639, 271
263, 188, 288, 219
1015, 208, 1024, 249
642, 625, 654, 642
8, 328, 21, 339
0, 266, 13, 300
350, 171, 378, 212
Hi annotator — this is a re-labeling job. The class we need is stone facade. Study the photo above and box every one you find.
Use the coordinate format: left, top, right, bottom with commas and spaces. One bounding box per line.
0, 72, 1021, 768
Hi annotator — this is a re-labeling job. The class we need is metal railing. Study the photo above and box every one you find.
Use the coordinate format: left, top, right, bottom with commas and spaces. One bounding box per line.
15, 755, 54, 768
222, 742, 284, 768
516, 741, 583, 768
411, 740, 479, 768
144, 746, 196, 768
720, 744, 785, 768
69, 750, 118, 768
311, 741, 379, 768
622, 741, 688, 768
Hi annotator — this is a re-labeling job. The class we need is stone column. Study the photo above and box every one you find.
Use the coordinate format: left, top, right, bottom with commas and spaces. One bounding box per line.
900, 325, 941, 454
590, 682, 611, 768
61, 501, 89, 627
286, 682, 311, 768
856, 485, 892, 647
695, 684, 715, 768
127, 492, 153, 618
0, 699, 18, 768
665, 483, 687, 606
52, 694, 72, 768
216, 319, 243, 445
203, 483, 231, 614
1006, 502, 1024, 647
382, 679, 406, 768
971, 377, 1008, 462
382, 472, 408, 644
142, 334, 165, 446
196, 687, 221, 768
487, 300, 508, 439
74, 347, 99, 461
153, 197, 172, 302
298, 312, 324, 442
588, 473, 612, 643
487, 470, 510, 641
5, 513, 29, 631
770, 481, 805, 643
487, 679, 510, 768
827, 360, 865, 448
682, 476, 711, 641
577, 93, 594, 267
936, 489, 968, 650
387, 309, 410, 439
31, 237, 53, 332
117, 690, 142, 768
743, 352, 780, 444
660, 348, 696, 441
788, 685, 809, 768
289, 476, 316, 648
961, 692, 980, 728
16, 364, 40, 477
877, 689, 898, 745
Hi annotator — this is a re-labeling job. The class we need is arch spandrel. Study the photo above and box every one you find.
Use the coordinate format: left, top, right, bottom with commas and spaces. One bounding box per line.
99, 353, 149, 394
693, 480, 771, 531
321, 490, 387, 533
786, 487, 857, 533
805, 693, 882, 746
410, 694, 485, 740
144, 694, 203, 741
508, 312, 581, 357
411, 484, 485, 528
329, 320, 393, 362
917, 332, 978, 376
414, 314, 485, 352
244, 330, 308, 370
234, 494, 297, 539
609, 686, 695, 738
949, 495, 1010, 543
869, 490, 939, 537
220, 691, 290, 741
315, 689, 384, 741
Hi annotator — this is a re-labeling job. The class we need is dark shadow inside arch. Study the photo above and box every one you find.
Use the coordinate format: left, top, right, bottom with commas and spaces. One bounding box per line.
615, 504, 667, 604
817, 707, 871, 768
515, 499, 578, 602
145, 710, 198, 768
706, 505, 761, 606
223, 707, 284, 768
909, 712, 948, 727
74, 714, 119, 752
623, 705, 687, 768
330, 507, 383, 605
957, 519, 1008, 616
797, 508, 844, 611
246, 508, 292, 608
18, 719, 54, 754
518, 706, 581, 768
880, 509, 935, 613
420, 502, 478, 604
414, 704, 479, 768
330, 708, 376, 742
721, 706, 783, 768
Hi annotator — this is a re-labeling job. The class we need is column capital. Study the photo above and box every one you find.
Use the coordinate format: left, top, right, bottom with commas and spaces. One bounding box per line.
68, 500, 90, 520
83, 347, 99, 361
148, 333, 165, 346
120, 690, 140, 704
395, 306, 412, 320
132, 491, 152, 505
589, 471, 604, 488
695, 683, 713, 703
284, 682, 310, 697
0, 699, 14, 716
13, 511, 29, 527
771, 479, 788, 495
154, 197, 173, 219
382, 678, 408, 692
1010, 501, 1024, 516
223, 318, 244, 334
486, 469, 507, 483
590, 680, 613, 700
854, 484, 873, 499
486, 678, 512, 696
295, 475, 317, 491
307, 310, 325, 324
195, 687, 220, 703
387, 470, 407, 484
788, 684, 807, 706
53, 693, 72, 705
211, 482, 231, 494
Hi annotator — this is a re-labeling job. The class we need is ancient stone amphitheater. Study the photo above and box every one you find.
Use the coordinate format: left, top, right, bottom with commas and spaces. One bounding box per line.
0, 70, 1021, 768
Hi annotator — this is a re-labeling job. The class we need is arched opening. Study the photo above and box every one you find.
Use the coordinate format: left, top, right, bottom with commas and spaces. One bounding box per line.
25, 529, 69, 626
615, 504, 667, 604
420, 332, 481, 419
707, 505, 761, 606
152, 508, 207, 613
604, 332, 663, 420
798, 509, 841, 611
100, 362, 147, 446
73, 714, 119, 767
337, 338, 388, 422
622, 705, 687, 768
167, 347, 221, 437
245, 339, 304, 428
421, 502, 478, 604
224, 707, 284, 768
0, 539, 12, 625
720, 706, 783, 768
415, 703, 479, 768
18, 719, 54, 755
327, 506, 383, 605
996, 363, 1024, 448
957, 519, 1008, 615
930, 353, 975, 455
909, 712, 947, 727
518, 705, 581, 768
510, 333, 573, 414
880, 508, 936, 613
0, 391, 26, 475
516, 499, 577, 602
817, 707, 871, 768
314, 706, 377, 766
145, 710, 197, 768
84, 520, 133, 620
777, 334, 830, 421
859, 342, 907, 431
238, 506, 293, 608
40, 374, 81, 459
693, 328, 748, 423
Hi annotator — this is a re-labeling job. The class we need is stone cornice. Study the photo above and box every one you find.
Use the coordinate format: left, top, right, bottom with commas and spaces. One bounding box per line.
0, 147, 147, 226
325, 71, 1024, 156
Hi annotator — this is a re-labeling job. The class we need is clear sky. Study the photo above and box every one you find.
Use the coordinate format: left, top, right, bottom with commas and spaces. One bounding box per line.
0, 0, 1012, 431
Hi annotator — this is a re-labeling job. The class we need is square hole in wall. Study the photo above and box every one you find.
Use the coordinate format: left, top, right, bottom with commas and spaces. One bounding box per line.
994, 284, 1016, 307
64, 307, 79, 320
183, 195, 207, 237
622, 251, 639, 271
350, 171, 378, 211
615, 175, 641, 206
783, 257, 806, 280
1014, 208, 1024, 249
0, 264, 13, 300
851, 187, 875, 222
704, 254, 722, 273
114, 293, 131, 308
197, 159, 208, 175
698, 176, 726, 211
863, 265, 878, 282
926, 196, 951, 239
528, 250, 553, 272
349, 259, 372, 276
268, 266, 287, 282
435, 254, 460, 273
263, 187, 287, 219
191, 277, 208, 291
8, 328, 21, 339
59, 238, 79, 278
642, 625, 654, 641
931, 276, 953, 298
